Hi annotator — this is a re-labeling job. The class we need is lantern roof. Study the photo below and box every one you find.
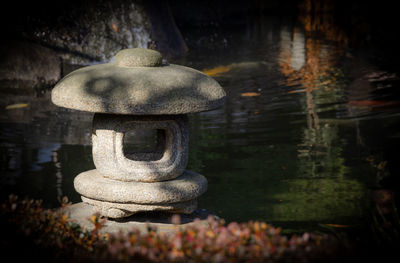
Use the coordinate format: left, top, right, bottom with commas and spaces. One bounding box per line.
51, 48, 225, 115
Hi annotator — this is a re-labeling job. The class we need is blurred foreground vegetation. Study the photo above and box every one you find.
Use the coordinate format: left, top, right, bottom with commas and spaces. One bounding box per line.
0, 195, 353, 262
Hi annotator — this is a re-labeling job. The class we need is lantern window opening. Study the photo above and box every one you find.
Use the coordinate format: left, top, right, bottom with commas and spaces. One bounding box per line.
122, 128, 166, 161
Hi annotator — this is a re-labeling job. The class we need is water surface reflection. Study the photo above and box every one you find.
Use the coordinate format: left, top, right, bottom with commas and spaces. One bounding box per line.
1, 13, 400, 236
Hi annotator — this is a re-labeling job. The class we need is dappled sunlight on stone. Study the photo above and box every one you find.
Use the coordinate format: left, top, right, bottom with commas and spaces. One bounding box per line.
50, 48, 224, 220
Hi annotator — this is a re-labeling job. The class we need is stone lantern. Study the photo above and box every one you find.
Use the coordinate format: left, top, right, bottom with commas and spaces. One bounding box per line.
51, 48, 225, 219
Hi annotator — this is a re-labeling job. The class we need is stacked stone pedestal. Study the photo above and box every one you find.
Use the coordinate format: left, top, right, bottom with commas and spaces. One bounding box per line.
51, 48, 226, 220
74, 114, 207, 218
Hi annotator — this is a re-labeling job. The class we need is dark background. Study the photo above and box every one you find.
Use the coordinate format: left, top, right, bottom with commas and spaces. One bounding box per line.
2, 0, 399, 56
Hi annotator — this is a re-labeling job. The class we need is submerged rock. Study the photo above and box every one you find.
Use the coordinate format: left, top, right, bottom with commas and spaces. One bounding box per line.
0, 41, 61, 90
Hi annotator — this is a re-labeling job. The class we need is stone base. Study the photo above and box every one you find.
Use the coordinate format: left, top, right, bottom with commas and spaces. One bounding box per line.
82, 196, 197, 218
75, 169, 207, 204
62, 202, 217, 235
74, 169, 207, 218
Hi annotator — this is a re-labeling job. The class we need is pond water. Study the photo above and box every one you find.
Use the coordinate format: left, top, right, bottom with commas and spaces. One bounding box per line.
1, 14, 400, 238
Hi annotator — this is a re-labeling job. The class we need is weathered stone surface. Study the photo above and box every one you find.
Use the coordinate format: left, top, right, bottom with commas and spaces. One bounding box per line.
92, 113, 189, 182
51, 47, 223, 218
74, 169, 207, 204
81, 196, 197, 218
61, 202, 217, 234
51, 50, 225, 114
115, 48, 163, 67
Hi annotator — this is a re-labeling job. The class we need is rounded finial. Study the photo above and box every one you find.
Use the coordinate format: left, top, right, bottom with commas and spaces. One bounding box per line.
115, 48, 163, 67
